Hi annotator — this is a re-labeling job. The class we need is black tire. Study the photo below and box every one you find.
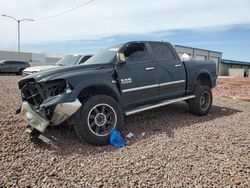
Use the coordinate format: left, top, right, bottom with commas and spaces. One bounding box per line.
73, 95, 124, 145
188, 85, 213, 116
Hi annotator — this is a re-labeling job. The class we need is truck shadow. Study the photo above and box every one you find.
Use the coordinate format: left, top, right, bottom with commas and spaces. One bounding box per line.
35, 102, 242, 156
123, 102, 242, 139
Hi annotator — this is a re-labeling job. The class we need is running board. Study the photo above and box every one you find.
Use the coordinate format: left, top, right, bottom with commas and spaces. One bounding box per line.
125, 95, 195, 116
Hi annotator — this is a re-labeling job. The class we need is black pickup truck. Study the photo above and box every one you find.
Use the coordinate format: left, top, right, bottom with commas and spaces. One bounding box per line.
18, 41, 217, 145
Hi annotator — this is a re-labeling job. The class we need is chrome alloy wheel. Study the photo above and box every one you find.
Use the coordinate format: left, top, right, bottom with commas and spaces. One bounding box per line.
87, 103, 117, 137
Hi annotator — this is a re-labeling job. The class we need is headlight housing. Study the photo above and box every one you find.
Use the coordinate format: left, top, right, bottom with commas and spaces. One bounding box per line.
43, 79, 67, 97
21, 79, 72, 107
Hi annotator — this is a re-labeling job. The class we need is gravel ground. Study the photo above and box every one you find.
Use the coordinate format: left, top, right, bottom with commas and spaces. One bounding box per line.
0, 75, 250, 187
213, 76, 250, 101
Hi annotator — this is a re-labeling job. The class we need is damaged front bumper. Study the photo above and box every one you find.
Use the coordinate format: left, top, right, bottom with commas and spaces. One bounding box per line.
19, 78, 82, 133
50, 99, 82, 125
21, 101, 50, 133
21, 99, 82, 133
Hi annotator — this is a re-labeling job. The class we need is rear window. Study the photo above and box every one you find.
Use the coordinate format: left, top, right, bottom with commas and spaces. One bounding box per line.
17, 61, 27, 65
21, 61, 28, 65
150, 43, 175, 61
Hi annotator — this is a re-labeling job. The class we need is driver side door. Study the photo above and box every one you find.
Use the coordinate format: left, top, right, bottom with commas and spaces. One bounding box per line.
116, 42, 159, 109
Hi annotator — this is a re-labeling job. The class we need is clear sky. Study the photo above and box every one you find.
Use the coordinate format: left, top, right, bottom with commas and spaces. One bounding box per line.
0, 0, 250, 61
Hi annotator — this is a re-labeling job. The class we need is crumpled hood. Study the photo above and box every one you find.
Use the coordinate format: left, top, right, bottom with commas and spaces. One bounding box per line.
20, 64, 104, 83
23, 65, 60, 73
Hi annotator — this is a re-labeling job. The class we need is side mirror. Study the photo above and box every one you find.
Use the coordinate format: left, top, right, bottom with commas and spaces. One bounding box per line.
117, 53, 126, 64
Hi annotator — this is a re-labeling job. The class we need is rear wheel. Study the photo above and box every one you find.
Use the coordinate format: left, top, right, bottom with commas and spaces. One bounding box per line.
188, 85, 212, 116
73, 95, 124, 145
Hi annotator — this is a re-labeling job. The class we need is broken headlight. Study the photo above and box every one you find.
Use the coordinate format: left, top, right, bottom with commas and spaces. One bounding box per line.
42, 79, 73, 98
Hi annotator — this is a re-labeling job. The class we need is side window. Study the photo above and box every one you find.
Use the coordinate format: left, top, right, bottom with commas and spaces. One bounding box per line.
124, 44, 149, 63
15, 61, 26, 65
79, 56, 92, 64
20, 62, 27, 66
6, 61, 17, 65
4, 61, 11, 65
12, 61, 18, 65
150, 43, 175, 61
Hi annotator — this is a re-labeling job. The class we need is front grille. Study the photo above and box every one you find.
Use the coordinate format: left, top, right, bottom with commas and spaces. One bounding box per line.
20, 79, 67, 107
20, 79, 45, 107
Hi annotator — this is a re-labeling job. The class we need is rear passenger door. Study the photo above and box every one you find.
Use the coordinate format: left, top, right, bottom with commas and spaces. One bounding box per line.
8, 61, 19, 72
12, 61, 20, 72
149, 42, 186, 99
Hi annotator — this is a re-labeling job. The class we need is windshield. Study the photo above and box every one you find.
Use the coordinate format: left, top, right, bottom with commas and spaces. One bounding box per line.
84, 44, 122, 65
55, 55, 81, 66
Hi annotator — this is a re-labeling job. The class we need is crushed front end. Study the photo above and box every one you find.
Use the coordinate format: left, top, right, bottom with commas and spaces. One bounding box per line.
18, 78, 82, 133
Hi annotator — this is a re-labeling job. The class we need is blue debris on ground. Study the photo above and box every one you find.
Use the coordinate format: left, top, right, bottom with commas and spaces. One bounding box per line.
109, 128, 126, 148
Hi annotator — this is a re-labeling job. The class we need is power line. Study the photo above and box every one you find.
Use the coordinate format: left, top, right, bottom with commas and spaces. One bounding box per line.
35, 0, 95, 21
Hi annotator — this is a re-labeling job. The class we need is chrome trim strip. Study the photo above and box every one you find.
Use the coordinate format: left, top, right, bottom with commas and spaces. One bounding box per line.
175, 64, 182, 68
122, 84, 159, 93
159, 80, 186, 87
125, 95, 195, 116
146, 67, 155, 71
122, 80, 186, 93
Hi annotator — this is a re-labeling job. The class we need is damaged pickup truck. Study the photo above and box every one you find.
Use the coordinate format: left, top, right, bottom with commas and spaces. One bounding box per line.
18, 41, 217, 145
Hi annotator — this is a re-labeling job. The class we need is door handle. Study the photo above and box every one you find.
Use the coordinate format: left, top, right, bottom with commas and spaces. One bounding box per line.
175, 64, 182, 68
146, 67, 155, 71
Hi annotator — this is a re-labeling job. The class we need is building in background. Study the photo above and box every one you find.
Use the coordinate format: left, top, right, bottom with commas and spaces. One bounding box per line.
220, 59, 250, 77
174, 45, 222, 73
174, 45, 250, 77
0, 50, 64, 65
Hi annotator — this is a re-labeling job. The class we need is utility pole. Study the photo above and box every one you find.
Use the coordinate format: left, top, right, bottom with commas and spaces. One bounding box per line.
17, 20, 21, 60
2, 15, 34, 60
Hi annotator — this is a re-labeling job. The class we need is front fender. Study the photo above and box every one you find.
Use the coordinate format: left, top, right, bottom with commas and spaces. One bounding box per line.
40, 79, 122, 109
39, 68, 122, 108
74, 81, 122, 104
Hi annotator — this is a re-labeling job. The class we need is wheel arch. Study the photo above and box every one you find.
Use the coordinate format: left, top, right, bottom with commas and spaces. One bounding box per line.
195, 71, 212, 88
77, 84, 122, 104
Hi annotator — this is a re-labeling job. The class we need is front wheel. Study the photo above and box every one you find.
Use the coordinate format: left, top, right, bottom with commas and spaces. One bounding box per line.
188, 85, 213, 116
73, 95, 124, 145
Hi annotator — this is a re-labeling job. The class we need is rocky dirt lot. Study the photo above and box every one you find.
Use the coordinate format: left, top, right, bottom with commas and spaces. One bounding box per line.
0, 76, 250, 187
213, 76, 250, 101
